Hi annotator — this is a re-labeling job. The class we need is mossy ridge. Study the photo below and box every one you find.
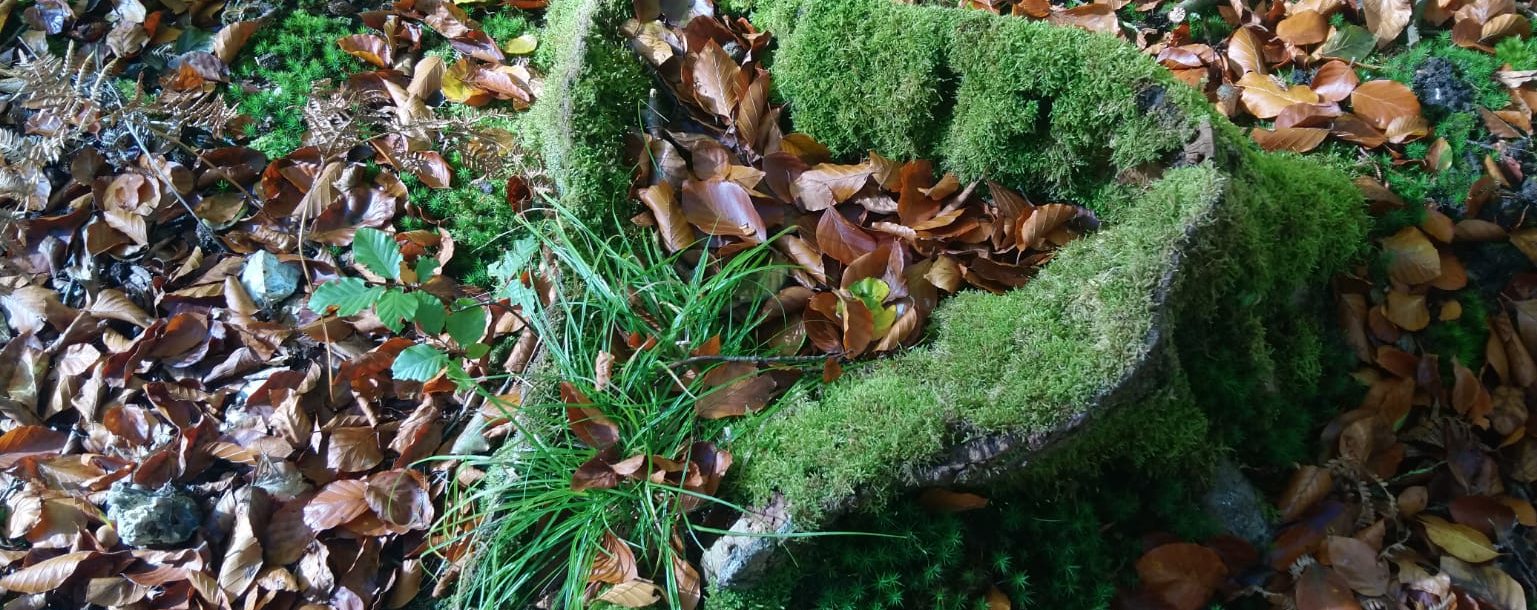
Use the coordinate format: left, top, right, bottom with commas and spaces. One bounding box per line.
524, 0, 650, 228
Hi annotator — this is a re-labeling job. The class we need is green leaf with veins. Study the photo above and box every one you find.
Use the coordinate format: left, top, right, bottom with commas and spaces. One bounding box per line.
375, 288, 419, 332
446, 298, 487, 347
308, 278, 383, 317
392, 344, 449, 382
353, 227, 403, 280
415, 258, 440, 283
412, 292, 446, 335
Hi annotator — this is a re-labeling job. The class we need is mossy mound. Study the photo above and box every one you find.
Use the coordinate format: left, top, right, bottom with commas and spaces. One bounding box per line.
521, 0, 1368, 603
696, 0, 1369, 596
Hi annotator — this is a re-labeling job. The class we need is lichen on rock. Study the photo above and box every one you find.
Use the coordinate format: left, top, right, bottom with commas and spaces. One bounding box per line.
104, 482, 201, 548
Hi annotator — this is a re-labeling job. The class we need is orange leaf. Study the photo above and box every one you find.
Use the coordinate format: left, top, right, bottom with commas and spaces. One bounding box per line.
1251, 127, 1329, 152
1238, 72, 1320, 119
917, 488, 990, 513
1351, 80, 1423, 131
1277, 10, 1330, 45
1312, 60, 1360, 102
1381, 227, 1440, 285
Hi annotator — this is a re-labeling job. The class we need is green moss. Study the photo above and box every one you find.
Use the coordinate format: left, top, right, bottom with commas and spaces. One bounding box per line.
479, 11, 532, 42
400, 159, 517, 286
228, 12, 366, 158
766, 1, 1200, 199
1496, 36, 1537, 70
1422, 290, 1489, 369
525, 0, 650, 224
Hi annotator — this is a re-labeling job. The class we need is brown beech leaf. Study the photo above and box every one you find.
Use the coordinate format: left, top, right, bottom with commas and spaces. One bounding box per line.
1385, 290, 1430, 331
694, 365, 776, 419
680, 179, 766, 241
1277, 465, 1334, 521
1452, 359, 1493, 427
816, 209, 877, 265
563, 381, 619, 450
0, 426, 69, 467
1276, 103, 1342, 128
591, 531, 638, 585
1362, 0, 1411, 47
1295, 564, 1363, 610
1239, 73, 1320, 119
673, 557, 702, 610
1251, 127, 1329, 152
777, 235, 828, 284
1227, 27, 1267, 75
365, 469, 434, 530
1482, 13, 1532, 44
218, 508, 263, 598
1420, 514, 1501, 562
303, 480, 370, 532
1017, 204, 1077, 250
327, 427, 384, 473
917, 488, 989, 513
1324, 536, 1389, 596
1450, 496, 1518, 536
639, 183, 695, 253
213, 20, 262, 65
596, 581, 662, 607
1277, 10, 1330, 45
1381, 227, 1441, 285
0, 551, 99, 593
793, 163, 875, 212
1440, 555, 1528, 610
1047, 3, 1118, 34
692, 40, 741, 118
1312, 61, 1360, 102
1351, 80, 1422, 131
337, 34, 393, 68
1135, 543, 1228, 610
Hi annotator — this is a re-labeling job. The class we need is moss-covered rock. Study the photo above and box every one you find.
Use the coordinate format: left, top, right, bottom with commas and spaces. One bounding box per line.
696, 0, 1368, 597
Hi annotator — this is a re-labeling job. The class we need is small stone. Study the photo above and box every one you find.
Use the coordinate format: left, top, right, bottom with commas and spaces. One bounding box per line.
1201, 457, 1272, 548
702, 493, 792, 588
105, 483, 201, 547
239, 250, 300, 307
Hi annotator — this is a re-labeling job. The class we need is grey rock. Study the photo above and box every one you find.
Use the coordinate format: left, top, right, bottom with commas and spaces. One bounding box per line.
702, 493, 792, 589
105, 483, 201, 547
1201, 457, 1272, 547
239, 250, 300, 307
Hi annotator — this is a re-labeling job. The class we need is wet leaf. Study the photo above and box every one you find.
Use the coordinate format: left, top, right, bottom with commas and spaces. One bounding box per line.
1324, 536, 1389, 596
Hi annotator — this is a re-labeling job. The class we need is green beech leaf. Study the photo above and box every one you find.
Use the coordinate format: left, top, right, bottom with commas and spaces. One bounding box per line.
308, 278, 383, 317
413, 292, 446, 335
446, 298, 487, 347
465, 343, 491, 359
353, 227, 403, 280
392, 344, 449, 382
415, 258, 440, 282
374, 288, 419, 332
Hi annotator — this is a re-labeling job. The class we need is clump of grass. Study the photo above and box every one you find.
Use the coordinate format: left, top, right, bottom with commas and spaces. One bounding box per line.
440, 206, 805, 610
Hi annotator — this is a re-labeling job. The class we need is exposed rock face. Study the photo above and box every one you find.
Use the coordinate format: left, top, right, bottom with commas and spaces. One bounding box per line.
105, 483, 201, 547
1201, 457, 1273, 548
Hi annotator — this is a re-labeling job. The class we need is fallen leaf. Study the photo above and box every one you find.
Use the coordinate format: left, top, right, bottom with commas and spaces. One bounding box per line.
1135, 543, 1228, 610
1420, 514, 1501, 563
1351, 80, 1423, 131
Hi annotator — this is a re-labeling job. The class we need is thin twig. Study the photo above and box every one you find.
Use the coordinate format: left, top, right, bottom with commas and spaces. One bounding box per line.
667, 353, 838, 370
